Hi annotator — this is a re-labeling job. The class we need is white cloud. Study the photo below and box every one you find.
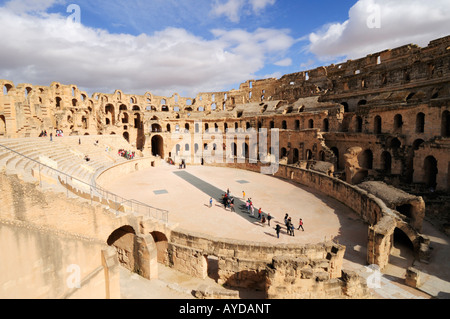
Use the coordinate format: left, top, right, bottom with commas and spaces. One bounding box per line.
308, 0, 450, 61
211, 0, 276, 22
274, 58, 292, 67
211, 0, 246, 23
249, 0, 276, 13
4, 0, 64, 14
0, 6, 294, 97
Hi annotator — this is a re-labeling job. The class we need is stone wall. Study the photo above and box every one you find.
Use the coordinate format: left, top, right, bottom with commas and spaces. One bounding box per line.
0, 219, 119, 299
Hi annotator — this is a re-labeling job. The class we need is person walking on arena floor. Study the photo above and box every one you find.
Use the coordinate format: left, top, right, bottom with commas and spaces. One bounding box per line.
267, 213, 272, 226
275, 224, 281, 238
209, 197, 213, 208
298, 218, 304, 231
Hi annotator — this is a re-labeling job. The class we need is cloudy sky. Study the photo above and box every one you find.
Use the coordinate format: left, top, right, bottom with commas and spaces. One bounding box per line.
0, 0, 449, 97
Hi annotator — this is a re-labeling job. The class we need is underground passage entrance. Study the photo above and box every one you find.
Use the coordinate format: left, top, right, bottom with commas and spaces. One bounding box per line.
151, 135, 164, 158
390, 228, 415, 269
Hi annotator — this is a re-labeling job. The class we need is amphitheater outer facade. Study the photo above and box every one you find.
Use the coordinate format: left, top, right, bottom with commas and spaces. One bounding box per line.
0, 36, 449, 299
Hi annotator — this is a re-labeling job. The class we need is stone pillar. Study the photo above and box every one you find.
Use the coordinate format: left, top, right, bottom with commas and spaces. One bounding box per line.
367, 215, 396, 270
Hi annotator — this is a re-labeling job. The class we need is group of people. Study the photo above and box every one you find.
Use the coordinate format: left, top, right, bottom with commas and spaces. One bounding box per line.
38, 130, 48, 137
118, 149, 135, 160
209, 188, 305, 239
220, 189, 235, 211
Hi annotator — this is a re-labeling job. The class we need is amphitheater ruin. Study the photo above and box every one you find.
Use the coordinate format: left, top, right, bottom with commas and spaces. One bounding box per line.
0, 35, 449, 299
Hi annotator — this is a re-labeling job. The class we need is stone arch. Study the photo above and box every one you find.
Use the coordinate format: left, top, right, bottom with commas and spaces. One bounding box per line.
0, 115, 6, 136
151, 135, 164, 158
106, 225, 157, 280
374, 115, 382, 134
123, 132, 129, 142
416, 113, 425, 133
105, 104, 115, 125
150, 231, 169, 264
424, 156, 438, 189
393, 114, 403, 133
381, 151, 392, 173
360, 149, 373, 170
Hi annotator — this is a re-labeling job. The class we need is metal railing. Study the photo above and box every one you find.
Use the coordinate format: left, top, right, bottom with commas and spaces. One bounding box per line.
0, 143, 169, 224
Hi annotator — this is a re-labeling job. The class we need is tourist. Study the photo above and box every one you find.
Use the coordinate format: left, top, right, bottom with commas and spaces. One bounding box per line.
298, 218, 304, 231
261, 215, 266, 225
275, 224, 281, 238
209, 197, 213, 208
242, 191, 245, 199
230, 197, 235, 212
258, 207, 262, 220
246, 199, 250, 212
267, 213, 272, 226
287, 217, 293, 236
284, 213, 289, 226
50, 132, 53, 141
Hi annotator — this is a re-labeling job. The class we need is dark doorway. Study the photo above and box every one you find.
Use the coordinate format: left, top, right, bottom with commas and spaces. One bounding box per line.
151, 135, 164, 158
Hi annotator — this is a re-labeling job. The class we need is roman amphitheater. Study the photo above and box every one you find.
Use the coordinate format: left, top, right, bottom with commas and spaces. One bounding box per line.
1, 35, 449, 299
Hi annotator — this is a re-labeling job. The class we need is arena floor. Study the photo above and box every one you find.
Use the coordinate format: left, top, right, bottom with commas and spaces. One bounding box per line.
105, 163, 450, 299
106, 163, 369, 270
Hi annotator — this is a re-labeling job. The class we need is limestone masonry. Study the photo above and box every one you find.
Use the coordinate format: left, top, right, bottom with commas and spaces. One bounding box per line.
0, 35, 449, 299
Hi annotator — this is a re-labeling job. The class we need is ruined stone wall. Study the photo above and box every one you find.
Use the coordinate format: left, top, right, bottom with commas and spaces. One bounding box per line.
168, 229, 346, 294
1, 36, 449, 191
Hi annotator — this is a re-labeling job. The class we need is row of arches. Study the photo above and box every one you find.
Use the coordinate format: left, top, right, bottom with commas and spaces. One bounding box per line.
351, 110, 449, 136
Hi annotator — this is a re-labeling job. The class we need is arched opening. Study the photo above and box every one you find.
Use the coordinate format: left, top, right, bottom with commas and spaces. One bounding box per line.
391, 228, 415, 269
322, 118, 329, 132
0, 115, 6, 136
151, 135, 164, 158
293, 148, 299, 164
416, 113, 425, 133
150, 231, 168, 264
231, 142, 237, 157
360, 149, 373, 170
308, 119, 314, 129
330, 147, 339, 171
55, 97, 62, 108
441, 110, 450, 137
107, 226, 137, 273
393, 114, 403, 133
105, 104, 115, 125
355, 116, 363, 133
206, 255, 219, 282
374, 116, 382, 134
280, 147, 287, 158
424, 156, 438, 189
281, 120, 287, 130
306, 149, 313, 160
358, 100, 367, 107
151, 123, 162, 132
341, 102, 349, 113
381, 151, 392, 173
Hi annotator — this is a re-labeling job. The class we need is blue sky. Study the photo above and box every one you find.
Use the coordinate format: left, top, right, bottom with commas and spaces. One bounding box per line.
0, 0, 449, 97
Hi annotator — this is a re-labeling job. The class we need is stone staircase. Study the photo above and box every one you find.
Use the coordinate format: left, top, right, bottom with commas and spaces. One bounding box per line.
0, 135, 137, 194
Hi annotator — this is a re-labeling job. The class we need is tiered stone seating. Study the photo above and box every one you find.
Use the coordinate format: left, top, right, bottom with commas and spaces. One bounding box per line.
0, 135, 138, 193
